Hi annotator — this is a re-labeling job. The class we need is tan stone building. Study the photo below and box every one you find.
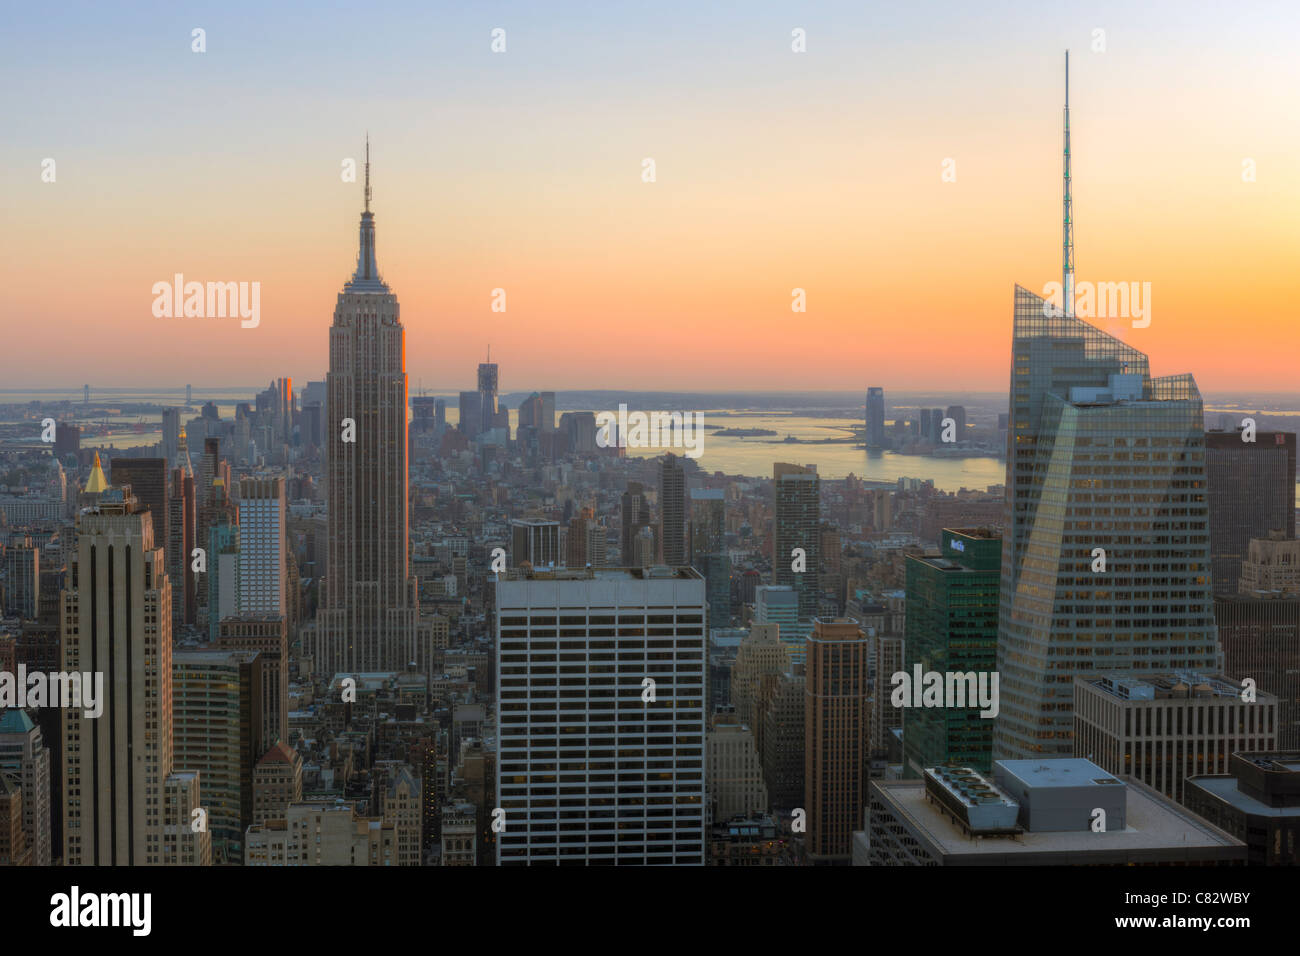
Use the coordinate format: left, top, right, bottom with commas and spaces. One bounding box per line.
804, 617, 870, 864
315, 157, 431, 677
1239, 532, 1300, 593
439, 799, 476, 866
245, 801, 400, 866
0, 772, 31, 865
706, 713, 768, 823
253, 742, 303, 827
761, 671, 805, 812
730, 623, 790, 759
872, 635, 903, 756
217, 613, 289, 751
61, 490, 209, 866
383, 767, 422, 866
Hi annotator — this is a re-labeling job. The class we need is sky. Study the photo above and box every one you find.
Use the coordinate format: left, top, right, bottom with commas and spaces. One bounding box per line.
2, 0, 1297, 394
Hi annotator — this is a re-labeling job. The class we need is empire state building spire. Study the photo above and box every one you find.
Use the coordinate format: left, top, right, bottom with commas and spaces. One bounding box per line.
346, 134, 387, 292
318, 139, 422, 677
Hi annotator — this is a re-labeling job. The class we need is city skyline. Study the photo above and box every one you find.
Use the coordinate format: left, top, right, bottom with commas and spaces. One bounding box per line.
3, 2, 1300, 915
5, 2, 1298, 392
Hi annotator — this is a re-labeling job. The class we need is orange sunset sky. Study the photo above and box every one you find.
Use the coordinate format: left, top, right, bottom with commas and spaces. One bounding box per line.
3, 1, 1298, 394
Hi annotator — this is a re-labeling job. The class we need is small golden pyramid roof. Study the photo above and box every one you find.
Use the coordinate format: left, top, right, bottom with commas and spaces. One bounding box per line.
85, 451, 109, 494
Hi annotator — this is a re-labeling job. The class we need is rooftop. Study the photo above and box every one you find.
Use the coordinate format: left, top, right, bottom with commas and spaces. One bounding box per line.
996, 758, 1124, 790
1084, 672, 1254, 702
874, 776, 1242, 858
0, 709, 36, 734
499, 566, 703, 582
1186, 775, 1299, 818
257, 741, 298, 767
1241, 753, 1300, 773
174, 649, 258, 665
946, 527, 1000, 540
926, 766, 1017, 811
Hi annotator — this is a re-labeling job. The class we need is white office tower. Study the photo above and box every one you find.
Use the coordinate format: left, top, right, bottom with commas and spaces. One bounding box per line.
496, 567, 707, 865
237, 476, 287, 616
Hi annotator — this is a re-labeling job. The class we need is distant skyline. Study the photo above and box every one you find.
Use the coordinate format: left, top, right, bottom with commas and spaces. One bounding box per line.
5, 385, 1300, 405
4, 1, 1297, 390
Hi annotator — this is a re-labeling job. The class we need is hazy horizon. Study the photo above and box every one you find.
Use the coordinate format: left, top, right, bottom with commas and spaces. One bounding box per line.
5, 385, 1300, 405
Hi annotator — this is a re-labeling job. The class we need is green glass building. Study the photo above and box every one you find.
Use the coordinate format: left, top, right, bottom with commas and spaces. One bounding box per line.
903, 528, 1001, 776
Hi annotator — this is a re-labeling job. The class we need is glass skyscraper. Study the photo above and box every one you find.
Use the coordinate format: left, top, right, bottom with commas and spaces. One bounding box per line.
866, 387, 885, 449
1204, 429, 1296, 592
773, 462, 820, 621
904, 528, 1001, 775
995, 286, 1222, 759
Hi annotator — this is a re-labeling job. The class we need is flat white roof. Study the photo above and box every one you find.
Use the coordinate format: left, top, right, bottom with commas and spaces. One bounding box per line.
874, 779, 1241, 856
997, 758, 1122, 790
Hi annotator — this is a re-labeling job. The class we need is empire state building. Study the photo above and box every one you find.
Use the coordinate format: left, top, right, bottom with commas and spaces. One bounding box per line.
313, 143, 431, 675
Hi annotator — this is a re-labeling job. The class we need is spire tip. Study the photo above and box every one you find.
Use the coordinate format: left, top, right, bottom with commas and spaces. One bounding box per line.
364, 133, 371, 213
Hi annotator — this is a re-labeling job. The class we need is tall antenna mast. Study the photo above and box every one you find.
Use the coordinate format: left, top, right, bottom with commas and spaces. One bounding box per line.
361, 130, 371, 210
1062, 50, 1075, 318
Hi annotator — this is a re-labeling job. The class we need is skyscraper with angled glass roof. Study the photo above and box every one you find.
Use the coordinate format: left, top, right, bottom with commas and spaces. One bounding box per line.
995, 54, 1220, 759
995, 286, 1222, 759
